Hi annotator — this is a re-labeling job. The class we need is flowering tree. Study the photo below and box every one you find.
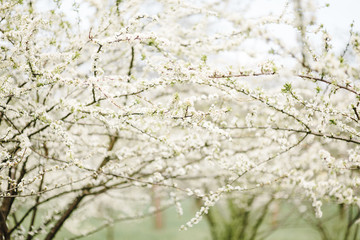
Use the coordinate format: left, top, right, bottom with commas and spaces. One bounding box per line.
1, 0, 360, 239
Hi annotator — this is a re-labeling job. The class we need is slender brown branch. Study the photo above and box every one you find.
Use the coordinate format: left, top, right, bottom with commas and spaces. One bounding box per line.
226, 126, 360, 145
128, 46, 135, 77
208, 71, 360, 96
26, 161, 45, 240
298, 74, 359, 96
44, 193, 87, 240
249, 198, 273, 240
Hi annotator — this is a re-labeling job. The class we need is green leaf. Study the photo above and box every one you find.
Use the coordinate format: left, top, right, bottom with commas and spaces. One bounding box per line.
201, 55, 207, 63
281, 83, 292, 93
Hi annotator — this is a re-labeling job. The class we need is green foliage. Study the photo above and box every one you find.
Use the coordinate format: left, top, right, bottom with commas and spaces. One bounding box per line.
201, 55, 208, 63
281, 83, 292, 93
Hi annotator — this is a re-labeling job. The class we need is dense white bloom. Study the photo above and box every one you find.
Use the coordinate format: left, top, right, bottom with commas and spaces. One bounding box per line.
1, 0, 360, 238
